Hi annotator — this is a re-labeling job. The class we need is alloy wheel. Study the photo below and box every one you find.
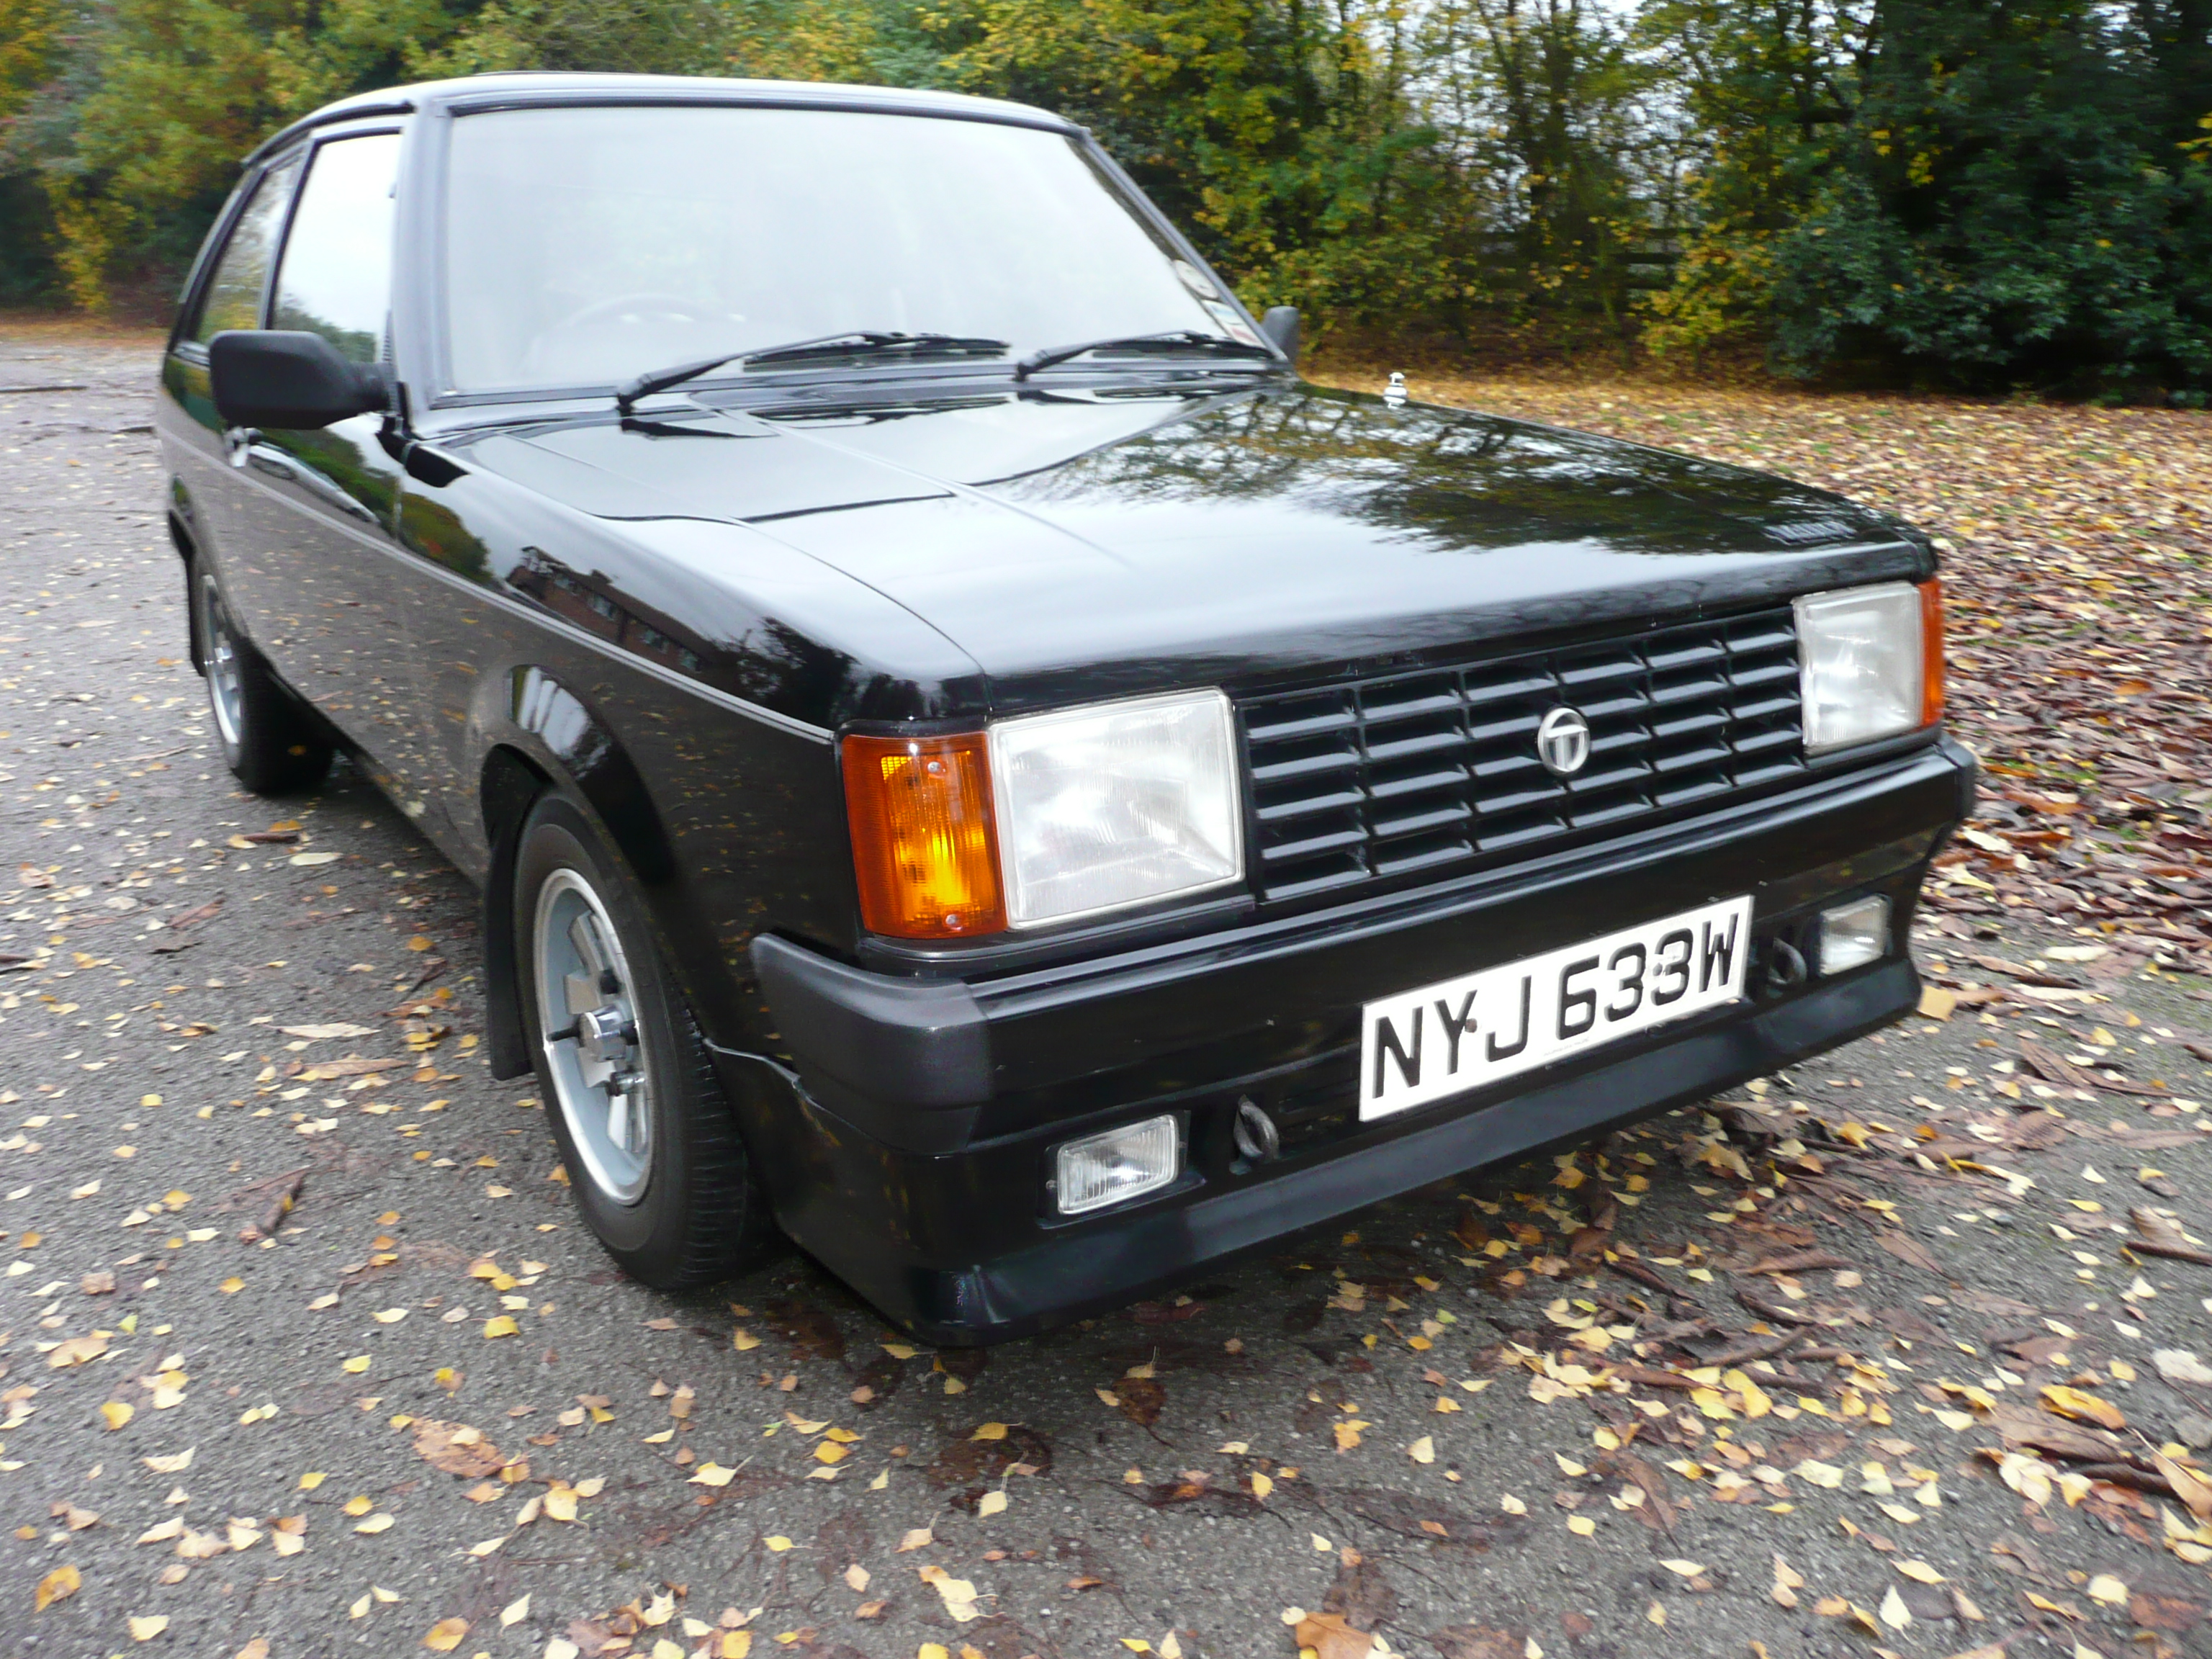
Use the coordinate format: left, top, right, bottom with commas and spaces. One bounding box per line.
532, 867, 655, 1203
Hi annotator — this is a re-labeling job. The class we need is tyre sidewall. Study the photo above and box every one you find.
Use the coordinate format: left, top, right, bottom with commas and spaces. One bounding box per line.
513, 793, 706, 1269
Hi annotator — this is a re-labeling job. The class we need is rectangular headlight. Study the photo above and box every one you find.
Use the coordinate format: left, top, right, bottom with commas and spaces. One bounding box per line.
1796, 581, 1938, 754
990, 690, 1241, 927
1054, 1115, 1179, 1214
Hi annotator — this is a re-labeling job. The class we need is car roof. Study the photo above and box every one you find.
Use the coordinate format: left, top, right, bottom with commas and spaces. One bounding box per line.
243, 72, 1076, 166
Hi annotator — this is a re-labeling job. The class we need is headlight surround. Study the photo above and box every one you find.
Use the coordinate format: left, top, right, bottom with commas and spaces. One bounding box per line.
1795, 580, 1941, 755
990, 689, 1242, 928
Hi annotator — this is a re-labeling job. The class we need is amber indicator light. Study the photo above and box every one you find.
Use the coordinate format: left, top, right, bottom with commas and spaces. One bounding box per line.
841, 732, 1006, 939
1918, 577, 1946, 728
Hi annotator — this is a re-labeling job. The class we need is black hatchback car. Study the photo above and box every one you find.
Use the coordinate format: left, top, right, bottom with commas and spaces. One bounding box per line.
157, 72, 1974, 1343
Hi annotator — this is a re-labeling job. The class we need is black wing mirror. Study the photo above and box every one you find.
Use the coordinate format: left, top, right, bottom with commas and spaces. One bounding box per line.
208, 330, 390, 429
1259, 305, 1300, 364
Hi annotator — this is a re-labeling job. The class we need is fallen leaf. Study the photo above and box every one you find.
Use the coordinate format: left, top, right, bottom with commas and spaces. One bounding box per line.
423, 1617, 468, 1650
35, 1565, 81, 1610
1294, 1609, 1377, 1659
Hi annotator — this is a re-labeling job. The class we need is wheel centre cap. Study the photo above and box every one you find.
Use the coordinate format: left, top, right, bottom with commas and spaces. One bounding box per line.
575, 1004, 633, 1067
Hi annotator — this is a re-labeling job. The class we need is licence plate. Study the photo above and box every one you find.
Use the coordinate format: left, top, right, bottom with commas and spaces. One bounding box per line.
1359, 895, 1753, 1121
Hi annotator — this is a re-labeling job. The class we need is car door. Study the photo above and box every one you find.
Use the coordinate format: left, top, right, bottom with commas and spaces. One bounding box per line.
226, 127, 443, 788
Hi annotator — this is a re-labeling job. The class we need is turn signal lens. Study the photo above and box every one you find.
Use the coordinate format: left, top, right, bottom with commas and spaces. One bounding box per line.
841, 733, 1006, 939
1919, 577, 1945, 728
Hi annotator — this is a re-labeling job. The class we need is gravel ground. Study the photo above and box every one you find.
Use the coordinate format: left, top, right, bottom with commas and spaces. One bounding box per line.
9, 332, 2212, 1659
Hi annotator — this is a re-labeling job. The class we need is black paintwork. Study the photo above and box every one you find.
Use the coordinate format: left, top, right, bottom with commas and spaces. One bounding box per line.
156, 73, 1973, 1341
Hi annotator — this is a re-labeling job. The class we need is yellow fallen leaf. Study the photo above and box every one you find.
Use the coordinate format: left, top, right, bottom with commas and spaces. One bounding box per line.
101, 1401, 134, 1431
342, 1356, 371, 1374
732, 1328, 760, 1351
1897, 1560, 1946, 1584
1773, 1555, 1804, 1608
918, 1564, 981, 1622
482, 1316, 518, 1339
1568, 1515, 1597, 1536
896, 1527, 933, 1552
220, 1277, 244, 1295
1408, 1436, 1435, 1465
128, 1614, 169, 1640
299, 1472, 325, 1490
977, 1489, 1008, 1518
688, 1464, 735, 1487
542, 1486, 577, 1522
1251, 1473, 1274, 1498
1661, 1560, 1707, 1577
2041, 1384, 2126, 1431
343, 1495, 372, 1516
35, 1565, 81, 1611
813, 1442, 850, 1465
765, 1535, 793, 1552
500, 1596, 531, 1627
355, 1513, 395, 1534
423, 1617, 469, 1651
2087, 1574, 2128, 1606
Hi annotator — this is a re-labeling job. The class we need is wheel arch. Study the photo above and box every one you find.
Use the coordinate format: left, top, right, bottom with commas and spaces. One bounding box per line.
475, 666, 683, 1079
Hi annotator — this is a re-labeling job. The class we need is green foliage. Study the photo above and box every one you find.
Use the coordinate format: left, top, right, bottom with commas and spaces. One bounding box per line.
0, 0, 2203, 390
1643, 0, 2212, 390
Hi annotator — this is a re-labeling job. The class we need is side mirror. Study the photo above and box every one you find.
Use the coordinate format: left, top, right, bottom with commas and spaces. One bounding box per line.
208, 330, 390, 429
1259, 305, 1300, 364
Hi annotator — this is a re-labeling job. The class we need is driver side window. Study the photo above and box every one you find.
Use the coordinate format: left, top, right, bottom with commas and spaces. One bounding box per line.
187, 152, 302, 346
271, 133, 401, 366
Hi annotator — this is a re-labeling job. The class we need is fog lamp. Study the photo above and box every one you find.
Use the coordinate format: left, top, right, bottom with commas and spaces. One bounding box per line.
1053, 1115, 1179, 1215
1818, 895, 1891, 976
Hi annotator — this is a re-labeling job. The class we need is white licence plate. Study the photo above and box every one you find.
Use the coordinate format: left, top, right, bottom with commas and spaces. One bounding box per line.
1359, 895, 1754, 1121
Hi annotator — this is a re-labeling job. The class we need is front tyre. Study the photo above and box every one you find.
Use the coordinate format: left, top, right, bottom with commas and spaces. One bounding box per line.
514, 792, 772, 1288
192, 567, 333, 793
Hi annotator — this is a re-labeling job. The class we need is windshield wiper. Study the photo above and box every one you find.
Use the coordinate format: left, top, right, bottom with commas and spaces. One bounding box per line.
1013, 330, 1276, 381
614, 332, 1010, 415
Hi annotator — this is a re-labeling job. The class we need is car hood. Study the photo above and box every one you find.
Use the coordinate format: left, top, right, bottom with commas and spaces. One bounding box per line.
472, 379, 1924, 712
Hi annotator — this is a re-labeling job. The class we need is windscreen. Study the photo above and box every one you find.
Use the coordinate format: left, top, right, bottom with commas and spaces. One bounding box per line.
441, 105, 1247, 394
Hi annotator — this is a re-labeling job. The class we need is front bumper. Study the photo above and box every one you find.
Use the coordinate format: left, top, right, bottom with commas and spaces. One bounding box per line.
729, 735, 1975, 1343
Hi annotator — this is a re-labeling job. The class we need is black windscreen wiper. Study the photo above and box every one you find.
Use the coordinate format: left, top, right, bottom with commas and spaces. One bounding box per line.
614, 332, 1010, 415
1013, 330, 1277, 381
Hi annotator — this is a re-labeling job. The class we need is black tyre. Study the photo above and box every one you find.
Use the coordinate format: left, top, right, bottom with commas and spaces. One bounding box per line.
513, 791, 773, 1287
192, 565, 333, 793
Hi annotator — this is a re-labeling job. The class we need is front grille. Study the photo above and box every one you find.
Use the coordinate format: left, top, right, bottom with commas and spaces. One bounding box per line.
1238, 608, 1806, 904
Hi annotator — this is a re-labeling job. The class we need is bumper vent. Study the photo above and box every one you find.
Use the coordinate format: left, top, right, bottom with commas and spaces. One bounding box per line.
1238, 608, 1806, 904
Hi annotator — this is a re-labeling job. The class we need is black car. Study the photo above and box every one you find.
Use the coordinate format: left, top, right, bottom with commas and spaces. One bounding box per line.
156, 72, 1974, 1343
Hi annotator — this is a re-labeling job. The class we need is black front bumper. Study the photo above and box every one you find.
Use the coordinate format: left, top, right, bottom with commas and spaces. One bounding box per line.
727, 736, 1975, 1344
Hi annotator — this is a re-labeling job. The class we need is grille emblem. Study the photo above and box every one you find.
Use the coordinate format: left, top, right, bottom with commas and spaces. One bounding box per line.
1536, 706, 1592, 776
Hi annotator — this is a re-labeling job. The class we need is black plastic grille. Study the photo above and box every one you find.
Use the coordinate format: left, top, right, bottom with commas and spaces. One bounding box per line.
1239, 609, 1806, 904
